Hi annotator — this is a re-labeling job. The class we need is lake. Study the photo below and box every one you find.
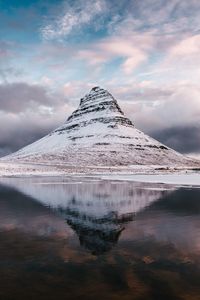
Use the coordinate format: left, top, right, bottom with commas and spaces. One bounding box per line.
0, 176, 200, 300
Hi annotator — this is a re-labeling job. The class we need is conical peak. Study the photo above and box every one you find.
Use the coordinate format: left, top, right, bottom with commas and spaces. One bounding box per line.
79, 86, 113, 107
65, 87, 124, 123
90, 86, 108, 93
5, 83, 193, 167
90, 86, 102, 92
89, 86, 110, 96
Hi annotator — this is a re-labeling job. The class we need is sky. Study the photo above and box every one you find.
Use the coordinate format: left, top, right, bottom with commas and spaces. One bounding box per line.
0, 0, 200, 158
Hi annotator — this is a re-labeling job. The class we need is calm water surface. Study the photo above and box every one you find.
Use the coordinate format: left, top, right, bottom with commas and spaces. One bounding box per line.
0, 177, 200, 300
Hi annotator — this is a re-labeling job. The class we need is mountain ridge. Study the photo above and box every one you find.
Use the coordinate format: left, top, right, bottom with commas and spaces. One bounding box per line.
2, 86, 197, 167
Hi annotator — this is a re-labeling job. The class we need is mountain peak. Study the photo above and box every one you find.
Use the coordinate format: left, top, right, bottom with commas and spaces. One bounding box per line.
90, 86, 102, 92
79, 86, 113, 107
69, 86, 125, 124
89, 86, 110, 96
4, 87, 195, 167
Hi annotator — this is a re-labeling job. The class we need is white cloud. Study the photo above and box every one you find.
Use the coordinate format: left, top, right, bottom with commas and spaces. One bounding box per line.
62, 81, 95, 101
108, 0, 200, 36
122, 54, 146, 74
116, 83, 200, 132
41, 0, 107, 40
167, 34, 200, 60
40, 76, 54, 86
77, 34, 153, 74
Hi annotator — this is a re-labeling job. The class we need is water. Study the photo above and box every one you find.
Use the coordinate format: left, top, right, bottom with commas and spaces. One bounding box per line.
0, 177, 200, 300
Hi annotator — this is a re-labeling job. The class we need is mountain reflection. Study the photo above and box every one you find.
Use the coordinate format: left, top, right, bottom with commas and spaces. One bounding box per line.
63, 202, 135, 255
2, 178, 200, 299
0, 178, 171, 254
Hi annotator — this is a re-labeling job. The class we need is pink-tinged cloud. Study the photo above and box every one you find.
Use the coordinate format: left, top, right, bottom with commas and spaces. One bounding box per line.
122, 54, 147, 74
63, 81, 95, 99
78, 50, 108, 65
77, 34, 153, 74
144, 34, 200, 87
115, 83, 200, 132
169, 35, 200, 56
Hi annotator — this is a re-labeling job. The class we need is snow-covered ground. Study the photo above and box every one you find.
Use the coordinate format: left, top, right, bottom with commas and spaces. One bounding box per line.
0, 162, 65, 177
100, 173, 200, 186
0, 161, 199, 186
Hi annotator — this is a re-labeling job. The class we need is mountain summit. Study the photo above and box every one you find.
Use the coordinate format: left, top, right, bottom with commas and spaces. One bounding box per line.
3, 87, 194, 166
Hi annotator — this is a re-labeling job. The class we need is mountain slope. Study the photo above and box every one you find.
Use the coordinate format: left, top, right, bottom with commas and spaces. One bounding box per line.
2, 86, 196, 166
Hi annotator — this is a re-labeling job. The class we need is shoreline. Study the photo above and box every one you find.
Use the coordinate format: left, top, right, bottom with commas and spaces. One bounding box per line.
0, 161, 200, 186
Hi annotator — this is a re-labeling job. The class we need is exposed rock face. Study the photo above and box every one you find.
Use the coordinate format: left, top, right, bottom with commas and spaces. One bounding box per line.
52, 86, 134, 138
2, 87, 195, 166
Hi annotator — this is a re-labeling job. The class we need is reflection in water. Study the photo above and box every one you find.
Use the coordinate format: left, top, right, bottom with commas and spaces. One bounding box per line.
1, 177, 200, 300
64, 201, 132, 255
0, 178, 169, 254
0, 184, 71, 238
56, 183, 168, 255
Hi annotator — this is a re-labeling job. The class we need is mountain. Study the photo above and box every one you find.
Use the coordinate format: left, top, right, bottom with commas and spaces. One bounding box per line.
3, 86, 196, 166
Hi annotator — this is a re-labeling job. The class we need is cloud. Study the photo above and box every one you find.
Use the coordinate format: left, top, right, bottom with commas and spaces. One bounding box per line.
63, 81, 94, 100
116, 82, 200, 129
123, 55, 146, 74
1, 0, 200, 156
0, 41, 25, 83
0, 41, 11, 58
111, 82, 173, 103
151, 126, 200, 154
0, 111, 57, 156
152, 84, 200, 129
109, 0, 200, 36
99, 36, 152, 74
0, 82, 74, 156
41, 0, 200, 41
0, 101, 73, 157
115, 82, 200, 154
41, 0, 107, 40
0, 67, 23, 83
161, 35, 200, 79
0, 82, 64, 113
169, 35, 200, 56
77, 33, 153, 74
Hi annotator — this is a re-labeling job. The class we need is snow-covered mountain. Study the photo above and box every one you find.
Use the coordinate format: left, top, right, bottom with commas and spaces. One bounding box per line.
3, 86, 196, 166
